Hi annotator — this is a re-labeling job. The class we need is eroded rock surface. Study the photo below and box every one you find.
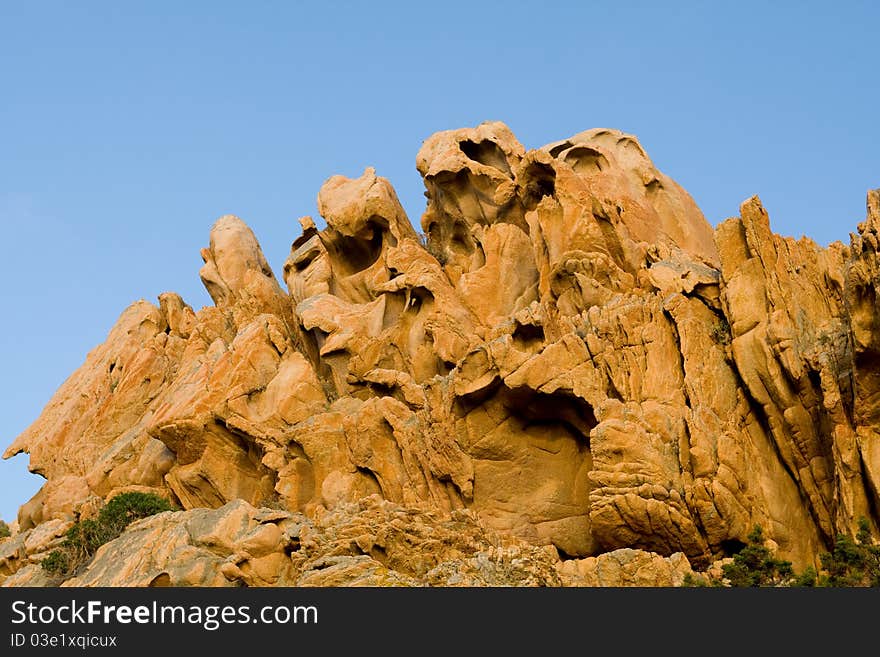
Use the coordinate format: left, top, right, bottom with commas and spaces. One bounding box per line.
4, 121, 879, 585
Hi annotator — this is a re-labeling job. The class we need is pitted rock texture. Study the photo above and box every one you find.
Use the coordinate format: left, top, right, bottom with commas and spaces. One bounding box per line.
4, 121, 880, 585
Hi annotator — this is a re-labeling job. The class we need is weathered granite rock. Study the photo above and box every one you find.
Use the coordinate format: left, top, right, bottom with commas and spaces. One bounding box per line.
10, 497, 567, 587
557, 548, 694, 587
0, 518, 72, 584
5, 121, 880, 585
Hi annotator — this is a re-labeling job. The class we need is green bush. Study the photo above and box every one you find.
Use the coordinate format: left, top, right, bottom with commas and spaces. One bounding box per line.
97, 492, 175, 533
816, 518, 880, 587
42, 492, 175, 578
721, 525, 797, 587
793, 565, 818, 587
40, 550, 69, 574
0, 519, 10, 539
681, 572, 713, 587
681, 519, 880, 588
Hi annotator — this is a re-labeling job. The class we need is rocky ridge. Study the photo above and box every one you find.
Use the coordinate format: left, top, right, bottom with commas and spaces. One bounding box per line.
3, 122, 879, 586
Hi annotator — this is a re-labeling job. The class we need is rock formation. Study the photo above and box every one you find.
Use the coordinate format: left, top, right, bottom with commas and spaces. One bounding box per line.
3, 122, 879, 586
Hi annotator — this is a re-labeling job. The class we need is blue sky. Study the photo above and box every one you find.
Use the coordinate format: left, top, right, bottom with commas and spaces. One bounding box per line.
1, 1, 878, 524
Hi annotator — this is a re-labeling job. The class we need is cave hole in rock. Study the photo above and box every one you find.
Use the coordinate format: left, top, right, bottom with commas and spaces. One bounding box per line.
404, 286, 434, 315
366, 381, 396, 397
148, 573, 172, 587
450, 220, 472, 253
512, 322, 545, 351
289, 247, 319, 274
720, 538, 747, 557
807, 369, 822, 392
645, 178, 663, 196
356, 466, 383, 497
521, 162, 557, 211
456, 380, 595, 444
555, 546, 580, 561
563, 146, 610, 176
503, 386, 596, 444
548, 141, 573, 158
326, 216, 390, 277
368, 544, 388, 564
459, 139, 512, 176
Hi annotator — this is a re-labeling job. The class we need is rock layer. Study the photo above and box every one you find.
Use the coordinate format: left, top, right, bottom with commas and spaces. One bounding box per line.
3, 121, 879, 585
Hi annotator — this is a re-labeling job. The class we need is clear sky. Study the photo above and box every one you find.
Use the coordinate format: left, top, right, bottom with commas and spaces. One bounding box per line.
1, 1, 878, 524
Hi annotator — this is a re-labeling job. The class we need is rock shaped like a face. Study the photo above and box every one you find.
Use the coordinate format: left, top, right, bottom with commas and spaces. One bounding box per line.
7, 120, 880, 582
417, 121, 527, 281
199, 215, 293, 328
200, 215, 275, 306
542, 128, 719, 267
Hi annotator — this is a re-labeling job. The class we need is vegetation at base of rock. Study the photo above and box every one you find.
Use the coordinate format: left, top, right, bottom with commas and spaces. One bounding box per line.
7, 121, 880, 588
815, 518, 880, 586
41, 492, 175, 578
721, 525, 796, 586
681, 519, 880, 587
0, 520, 10, 539
681, 572, 712, 587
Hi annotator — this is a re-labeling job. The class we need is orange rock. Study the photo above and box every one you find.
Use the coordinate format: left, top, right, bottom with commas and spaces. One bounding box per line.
6, 122, 880, 585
